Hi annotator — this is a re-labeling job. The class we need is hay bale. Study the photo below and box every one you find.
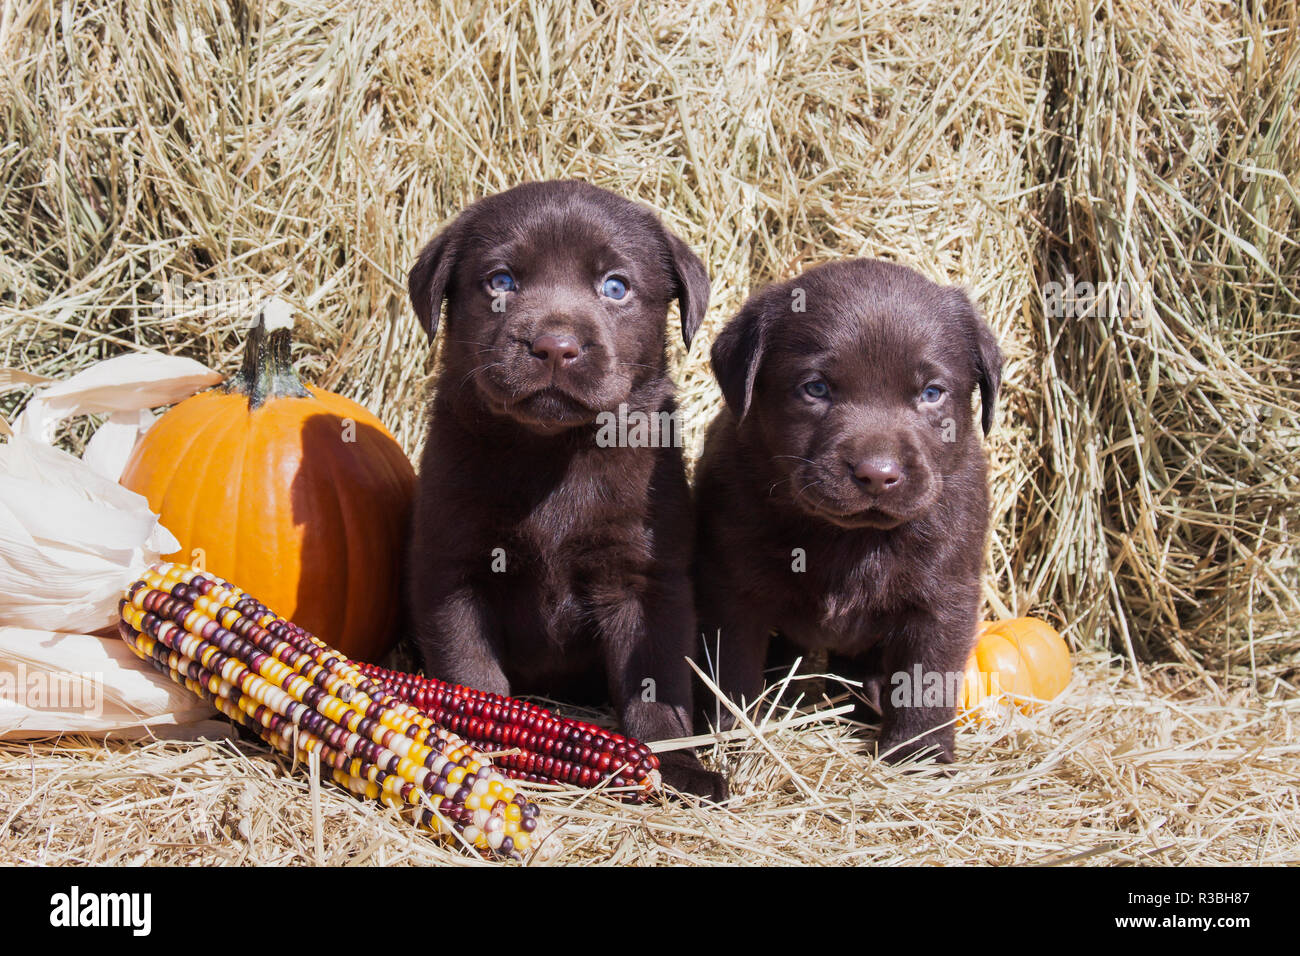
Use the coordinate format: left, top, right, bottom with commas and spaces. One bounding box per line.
1, 0, 1296, 677
1028, 1, 1300, 674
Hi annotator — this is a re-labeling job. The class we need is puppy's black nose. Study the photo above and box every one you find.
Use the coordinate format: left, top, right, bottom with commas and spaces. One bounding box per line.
530, 332, 582, 368
850, 457, 903, 495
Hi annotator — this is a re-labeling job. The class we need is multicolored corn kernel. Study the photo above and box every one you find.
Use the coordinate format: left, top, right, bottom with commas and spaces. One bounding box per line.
117, 562, 547, 860
353, 662, 661, 800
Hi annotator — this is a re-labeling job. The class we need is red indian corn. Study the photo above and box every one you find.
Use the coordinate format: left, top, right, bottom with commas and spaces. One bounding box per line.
352, 663, 661, 800
117, 562, 545, 859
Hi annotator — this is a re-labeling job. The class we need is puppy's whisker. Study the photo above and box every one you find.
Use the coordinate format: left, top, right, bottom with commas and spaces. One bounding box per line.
794, 478, 824, 499
457, 362, 503, 393
766, 475, 796, 498
448, 338, 505, 359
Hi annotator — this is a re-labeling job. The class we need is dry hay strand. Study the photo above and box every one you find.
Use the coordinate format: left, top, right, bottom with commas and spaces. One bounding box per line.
2, 0, 1299, 867
1, 654, 1296, 866
4, 0, 1296, 673
1027, 1, 1300, 676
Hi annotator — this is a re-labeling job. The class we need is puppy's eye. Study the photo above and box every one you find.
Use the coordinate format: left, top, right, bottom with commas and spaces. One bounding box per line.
488, 271, 517, 294
803, 380, 831, 400
921, 385, 945, 404
601, 276, 629, 300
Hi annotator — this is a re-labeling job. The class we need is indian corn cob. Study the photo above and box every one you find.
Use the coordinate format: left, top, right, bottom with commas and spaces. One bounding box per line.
352, 662, 661, 800
117, 562, 544, 860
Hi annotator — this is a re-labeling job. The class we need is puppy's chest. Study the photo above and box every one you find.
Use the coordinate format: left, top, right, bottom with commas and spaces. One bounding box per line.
772, 538, 920, 649
512, 463, 652, 558
490, 458, 657, 611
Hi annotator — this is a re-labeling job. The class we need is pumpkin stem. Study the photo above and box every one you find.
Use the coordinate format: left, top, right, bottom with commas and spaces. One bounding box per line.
226, 298, 310, 409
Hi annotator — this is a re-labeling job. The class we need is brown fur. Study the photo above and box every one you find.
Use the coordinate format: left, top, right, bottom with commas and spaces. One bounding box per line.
407, 180, 726, 800
694, 259, 1002, 763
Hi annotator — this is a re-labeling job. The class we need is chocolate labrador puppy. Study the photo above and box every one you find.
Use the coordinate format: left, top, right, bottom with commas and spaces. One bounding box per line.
694, 258, 1002, 763
407, 180, 726, 800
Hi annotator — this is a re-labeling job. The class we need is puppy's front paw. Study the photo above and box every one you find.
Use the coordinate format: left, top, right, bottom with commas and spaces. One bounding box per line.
657, 751, 730, 803
876, 725, 956, 766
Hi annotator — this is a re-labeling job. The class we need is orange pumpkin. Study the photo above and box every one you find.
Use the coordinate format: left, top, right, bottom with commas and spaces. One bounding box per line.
958, 616, 1071, 723
120, 303, 415, 661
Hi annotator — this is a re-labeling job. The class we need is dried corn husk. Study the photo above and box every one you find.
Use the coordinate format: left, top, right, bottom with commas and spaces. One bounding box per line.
0, 355, 221, 736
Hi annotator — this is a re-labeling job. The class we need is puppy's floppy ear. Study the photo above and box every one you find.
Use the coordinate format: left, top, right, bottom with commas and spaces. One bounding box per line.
950, 288, 1003, 435
711, 293, 768, 421
408, 223, 460, 342
663, 230, 710, 349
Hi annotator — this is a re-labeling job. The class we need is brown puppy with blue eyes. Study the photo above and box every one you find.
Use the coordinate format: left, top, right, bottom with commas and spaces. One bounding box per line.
693, 259, 1002, 764
407, 180, 727, 801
